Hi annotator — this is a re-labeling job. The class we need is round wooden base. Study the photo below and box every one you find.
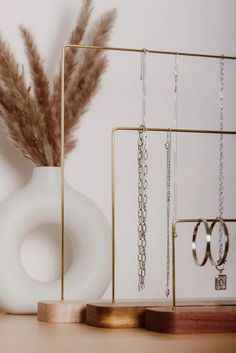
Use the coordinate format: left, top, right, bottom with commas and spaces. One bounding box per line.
37, 300, 86, 323
145, 305, 236, 333
86, 301, 158, 328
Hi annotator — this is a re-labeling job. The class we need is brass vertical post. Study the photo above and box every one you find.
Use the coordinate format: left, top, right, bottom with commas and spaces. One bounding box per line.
60, 46, 65, 301
172, 221, 176, 309
112, 128, 116, 305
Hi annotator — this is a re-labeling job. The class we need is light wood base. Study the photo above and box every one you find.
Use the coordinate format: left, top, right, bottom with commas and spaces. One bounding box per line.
145, 305, 236, 333
37, 300, 86, 323
86, 301, 158, 328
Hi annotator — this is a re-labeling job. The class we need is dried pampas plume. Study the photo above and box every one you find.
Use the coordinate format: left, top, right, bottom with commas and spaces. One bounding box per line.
0, 0, 116, 166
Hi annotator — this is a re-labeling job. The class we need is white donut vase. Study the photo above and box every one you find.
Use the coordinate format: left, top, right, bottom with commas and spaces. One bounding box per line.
0, 167, 111, 314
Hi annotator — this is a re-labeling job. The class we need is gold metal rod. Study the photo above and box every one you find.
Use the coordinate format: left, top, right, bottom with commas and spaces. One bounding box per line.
112, 129, 116, 305
172, 222, 176, 310
174, 303, 236, 308
60, 47, 65, 301
64, 44, 236, 61
113, 127, 236, 135
174, 218, 236, 223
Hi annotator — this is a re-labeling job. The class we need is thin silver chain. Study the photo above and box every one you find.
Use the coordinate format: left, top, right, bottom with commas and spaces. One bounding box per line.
164, 56, 179, 297
138, 50, 148, 291
165, 131, 171, 297
173, 54, 179, 224
218, 56, 224, 264
140, 50, 147, 125
173, 55, 179, 240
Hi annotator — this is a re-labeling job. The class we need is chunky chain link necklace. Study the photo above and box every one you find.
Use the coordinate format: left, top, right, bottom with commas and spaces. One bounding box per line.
138, 128, 148, 291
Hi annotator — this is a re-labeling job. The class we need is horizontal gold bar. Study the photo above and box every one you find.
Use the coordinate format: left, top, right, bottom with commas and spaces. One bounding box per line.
64, 45, 236, 60
175, 303, 236, 308
174, 218, 236, 224
113, 127, 236, 135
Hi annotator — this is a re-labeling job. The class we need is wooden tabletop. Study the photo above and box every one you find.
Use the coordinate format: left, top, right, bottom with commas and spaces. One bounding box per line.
0, 313, 236, 353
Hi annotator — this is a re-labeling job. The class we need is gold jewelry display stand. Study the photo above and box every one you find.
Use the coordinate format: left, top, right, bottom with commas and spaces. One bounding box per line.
86, 127, 236, 329
145, 219, 236, 333
38, 45, 236, 327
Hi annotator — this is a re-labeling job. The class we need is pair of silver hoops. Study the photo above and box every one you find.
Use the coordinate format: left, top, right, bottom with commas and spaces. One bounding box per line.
192, 218, 229, 267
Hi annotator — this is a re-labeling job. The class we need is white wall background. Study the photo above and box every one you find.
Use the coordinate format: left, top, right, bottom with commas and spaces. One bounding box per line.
0, 0, 236, 302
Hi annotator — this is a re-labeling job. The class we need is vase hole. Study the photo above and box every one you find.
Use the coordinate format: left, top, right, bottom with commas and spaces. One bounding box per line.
20, 224, 74, 283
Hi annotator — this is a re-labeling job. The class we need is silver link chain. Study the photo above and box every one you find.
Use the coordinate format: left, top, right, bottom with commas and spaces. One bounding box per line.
173, 54, 179, 228
218, 56, 224, 264
137, 126, 148, 291
165, 131, 171, 297
137, 50, 148, 291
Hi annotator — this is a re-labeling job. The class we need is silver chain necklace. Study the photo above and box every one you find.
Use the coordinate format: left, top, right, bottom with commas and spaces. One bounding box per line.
218, 56, 224, 257
138, 127, 148, 291
165, 131, 171, 297
165, 55, 179, 297
173, 54, 179, 227
138, 50, 148, 291
215, 56, 227, 290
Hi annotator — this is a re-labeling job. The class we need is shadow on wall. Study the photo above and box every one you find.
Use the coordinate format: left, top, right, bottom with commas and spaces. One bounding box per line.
0, 126, 33, 198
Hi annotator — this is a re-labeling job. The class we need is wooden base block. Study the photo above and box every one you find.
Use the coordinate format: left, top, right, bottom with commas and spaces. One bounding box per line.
86, 301, 159, 328
37, 300, 86, 323
145, 305, 236, 334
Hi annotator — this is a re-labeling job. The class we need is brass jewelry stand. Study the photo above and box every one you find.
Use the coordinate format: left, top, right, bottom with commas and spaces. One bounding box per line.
145, 218, 236, 333
87, 127, 236, 329
37, 45, 236, 326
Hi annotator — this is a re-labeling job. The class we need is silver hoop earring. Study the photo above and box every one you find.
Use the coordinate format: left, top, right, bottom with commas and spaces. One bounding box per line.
208, 218, 229, 267
192, 219, 211, 266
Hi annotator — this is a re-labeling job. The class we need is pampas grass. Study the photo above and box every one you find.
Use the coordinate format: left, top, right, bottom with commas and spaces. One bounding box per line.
0, 0, 116, 166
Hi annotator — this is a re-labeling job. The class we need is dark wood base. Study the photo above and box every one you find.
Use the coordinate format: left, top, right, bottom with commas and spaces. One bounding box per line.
145, 305, 236, 333
86, 301, 159, 328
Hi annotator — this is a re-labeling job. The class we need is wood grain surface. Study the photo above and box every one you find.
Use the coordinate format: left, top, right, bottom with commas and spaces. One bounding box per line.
86, 301, 159, 328
86, 300, 236, 329
0, 313, 236, 353
37, 300, 86, 323
145, 305, 236, 334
